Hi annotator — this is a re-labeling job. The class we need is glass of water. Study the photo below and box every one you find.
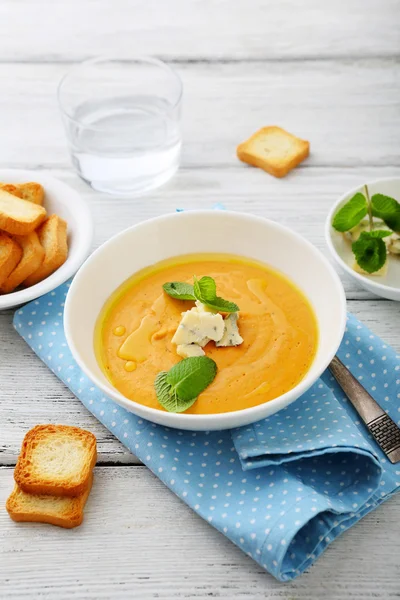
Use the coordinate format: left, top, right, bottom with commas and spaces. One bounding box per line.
58, 56, 183, 195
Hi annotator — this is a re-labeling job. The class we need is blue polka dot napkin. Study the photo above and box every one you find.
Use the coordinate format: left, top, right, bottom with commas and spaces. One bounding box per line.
14, 282, 400, 581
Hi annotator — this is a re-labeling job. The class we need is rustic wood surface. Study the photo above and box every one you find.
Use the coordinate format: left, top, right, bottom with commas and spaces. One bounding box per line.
1, 1, 400, 598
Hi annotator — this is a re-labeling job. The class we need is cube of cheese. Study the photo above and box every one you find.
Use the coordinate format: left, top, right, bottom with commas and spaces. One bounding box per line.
216, 313, 243, 347
171, 307, 225, 346
176, 344, 205, 358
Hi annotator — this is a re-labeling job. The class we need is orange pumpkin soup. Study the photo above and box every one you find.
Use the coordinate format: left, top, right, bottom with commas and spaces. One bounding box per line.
95, 253, 318, 414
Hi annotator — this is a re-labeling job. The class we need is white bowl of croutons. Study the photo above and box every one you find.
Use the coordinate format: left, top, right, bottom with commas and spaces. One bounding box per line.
326, 177, 400, 301
0, 169, 93, 310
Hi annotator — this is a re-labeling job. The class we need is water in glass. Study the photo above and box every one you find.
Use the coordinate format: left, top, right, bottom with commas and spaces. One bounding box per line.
69, 95, 181, 195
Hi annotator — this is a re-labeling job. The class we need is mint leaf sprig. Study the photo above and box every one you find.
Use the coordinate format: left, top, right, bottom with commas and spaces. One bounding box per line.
163, 275, 239, 313
332, 184, 400, 273
352, 230, 392, 274
162, 281, 195, 300
371, 194, 400, 232
332, 192, 368, 232
154, 356, 217, 413
193, 276, 239, 312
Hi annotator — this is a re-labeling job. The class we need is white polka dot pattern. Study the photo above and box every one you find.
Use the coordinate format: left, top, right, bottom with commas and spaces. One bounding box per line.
13, 283, 400, 582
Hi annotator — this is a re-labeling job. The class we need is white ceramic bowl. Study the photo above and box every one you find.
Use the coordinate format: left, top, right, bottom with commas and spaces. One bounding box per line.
0, 169, 93, 310
326, 177, 400, 301
65, 210, 346, 431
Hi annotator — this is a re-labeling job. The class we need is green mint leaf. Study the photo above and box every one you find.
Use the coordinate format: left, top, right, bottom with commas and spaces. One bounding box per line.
163, 281, 195, 301
352, 231, 388, 274
167, 356, 217, 402
154, 357, 217, 413
363, 229, 392, 239
154, 371, 197, 413
193, 276, 239, 313
371, 194, 400, 232
201, 297, 240, 313
193, 276, 217, 302
332, 193, 368, 232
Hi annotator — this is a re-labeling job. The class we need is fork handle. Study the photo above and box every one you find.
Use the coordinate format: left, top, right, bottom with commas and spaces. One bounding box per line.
329, 356, 385, 423
329, 356, 400, 464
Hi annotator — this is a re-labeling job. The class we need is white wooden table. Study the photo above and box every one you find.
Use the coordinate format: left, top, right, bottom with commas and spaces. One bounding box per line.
1, 2, 400, 598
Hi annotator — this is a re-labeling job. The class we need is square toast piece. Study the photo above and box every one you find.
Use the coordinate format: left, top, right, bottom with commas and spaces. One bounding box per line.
237, 126, 310, 178
23, 215, 68, 287
0, 232, 23, 287
0, 232, 45, 293
14, 425, 97, 497
0, 188, 47, 235
6, 474, 93, 529
0, 182, 45, 205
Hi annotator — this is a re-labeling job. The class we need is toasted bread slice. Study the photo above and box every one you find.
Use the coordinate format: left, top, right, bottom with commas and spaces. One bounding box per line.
14, 425, 97, 497
6, 473, 93, 529
17, 182, 45, 206
0, 182, 44, 205
0, 183, 23, 198
0, 189, 46, 235
0, 232, 23, 287
0, 232, 45, 293
237, 126, 310, 178
23, 215, 68, 287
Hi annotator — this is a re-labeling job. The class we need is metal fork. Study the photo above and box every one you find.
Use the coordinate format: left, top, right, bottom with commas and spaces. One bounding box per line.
329, 356, 400, 464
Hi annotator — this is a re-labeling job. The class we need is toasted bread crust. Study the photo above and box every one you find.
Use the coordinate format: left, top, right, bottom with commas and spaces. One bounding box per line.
237, 126, 310, 178
0, 232, 23, 287
0, 182, 45, 205
0, 232, 45, 293
18, 182, 45, 206
14, 425, 97, 497
0, 189, 47, 235
6, 474, 93, 529
23, 215, 68, 287
0, 184, 23, 198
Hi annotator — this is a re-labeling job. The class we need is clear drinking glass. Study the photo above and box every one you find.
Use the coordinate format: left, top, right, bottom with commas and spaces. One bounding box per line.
58, 56, 183, 195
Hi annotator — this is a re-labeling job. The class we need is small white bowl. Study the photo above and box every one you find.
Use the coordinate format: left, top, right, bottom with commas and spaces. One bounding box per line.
326, 177, 400, 301
0, 169, 93, 310
65, 210, 346, 431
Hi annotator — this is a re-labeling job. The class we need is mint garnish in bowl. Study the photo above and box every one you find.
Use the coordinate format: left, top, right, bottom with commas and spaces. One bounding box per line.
154, 356, 218, 413
163, 275, 239, 312
332, 184, 400, 274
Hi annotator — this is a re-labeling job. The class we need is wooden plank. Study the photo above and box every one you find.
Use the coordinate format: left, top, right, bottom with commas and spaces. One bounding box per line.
0, 165, 398, 298
1, 298, 399, 465
4, 164, 400, 464
0, 0, 399, 62
0, 466, 399, 599
0, 61, 398, 169
0, 0, 399, 596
